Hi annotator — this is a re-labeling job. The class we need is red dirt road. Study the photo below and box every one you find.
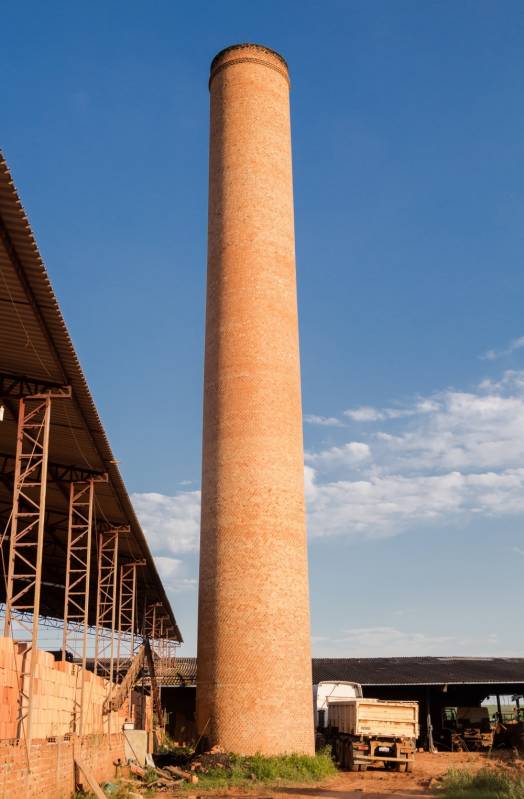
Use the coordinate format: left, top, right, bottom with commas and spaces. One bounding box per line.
174, 751, 523, 799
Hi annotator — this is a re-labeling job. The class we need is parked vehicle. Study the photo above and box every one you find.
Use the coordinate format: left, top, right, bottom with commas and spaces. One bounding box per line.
326, 698, 419, 772
313, 681, 363, 729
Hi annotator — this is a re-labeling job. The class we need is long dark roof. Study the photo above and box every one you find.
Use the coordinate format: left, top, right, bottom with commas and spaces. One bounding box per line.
313, 658, 524, 686
0, 150, 181, 641
155, 657, 524, 687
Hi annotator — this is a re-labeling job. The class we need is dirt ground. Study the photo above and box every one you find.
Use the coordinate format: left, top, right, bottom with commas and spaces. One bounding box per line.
156, 751, 524, 799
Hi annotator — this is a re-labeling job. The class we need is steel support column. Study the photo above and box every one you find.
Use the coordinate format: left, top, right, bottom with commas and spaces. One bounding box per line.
3, 397, 51, 750
116, 560, 145, 717
94, 529, 118, 681
61, 480, 94, 734
2, 389, 69, 751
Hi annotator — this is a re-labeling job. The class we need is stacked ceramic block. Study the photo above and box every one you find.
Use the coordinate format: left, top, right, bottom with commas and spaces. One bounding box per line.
0, 637, 128, 739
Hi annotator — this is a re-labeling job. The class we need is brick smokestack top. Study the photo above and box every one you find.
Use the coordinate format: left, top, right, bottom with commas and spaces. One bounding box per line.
197, 43, 314, 755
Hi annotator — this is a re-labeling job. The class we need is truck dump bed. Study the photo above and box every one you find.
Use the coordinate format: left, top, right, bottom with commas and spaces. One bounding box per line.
328, 698, 419, 739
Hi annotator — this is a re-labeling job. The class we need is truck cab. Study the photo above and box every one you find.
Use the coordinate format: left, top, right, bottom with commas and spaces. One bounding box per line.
313, 680, 363, 729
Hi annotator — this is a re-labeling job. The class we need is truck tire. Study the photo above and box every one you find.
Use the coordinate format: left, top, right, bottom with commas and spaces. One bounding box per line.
346, 744, 360, 772
406, 762, 413, 773
335, 739, 343, 767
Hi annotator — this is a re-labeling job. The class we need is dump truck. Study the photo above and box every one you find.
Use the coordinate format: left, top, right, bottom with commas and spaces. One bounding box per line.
327, 698, 419, 772
314, 681, 363, 729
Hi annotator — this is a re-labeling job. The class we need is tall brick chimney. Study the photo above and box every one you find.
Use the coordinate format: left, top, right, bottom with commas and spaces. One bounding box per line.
196, 44, 314, 755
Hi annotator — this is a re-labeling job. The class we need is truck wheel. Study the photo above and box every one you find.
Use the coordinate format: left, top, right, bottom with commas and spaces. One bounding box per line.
335, 740, 342, 767
359, 764, 368, 772
395, 762, 407, 772
406, 762, 413, 773
346, 745, 359, 772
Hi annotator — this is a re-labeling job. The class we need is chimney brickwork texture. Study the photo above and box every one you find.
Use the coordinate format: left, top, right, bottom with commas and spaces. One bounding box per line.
196, 44, 314, 755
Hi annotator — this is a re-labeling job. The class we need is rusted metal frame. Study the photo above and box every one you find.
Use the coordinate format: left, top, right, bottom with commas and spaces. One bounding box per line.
0, 372, 72, 399
0, 451, 107, 487
144, 637, 165, 730
116, 561, 142, 674
144, 602, 162, 640
0, 372, 71, 399
96, 523, 130, 535
94, 529, 120, 688
62, 480, 95, 734
2, 396, 54, 753
115, 560, 145, 717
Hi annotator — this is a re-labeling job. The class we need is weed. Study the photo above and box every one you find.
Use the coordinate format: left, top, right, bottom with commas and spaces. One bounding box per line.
143, 766, 158, 786
440, 767, 524, 799
182, 748, 336, 790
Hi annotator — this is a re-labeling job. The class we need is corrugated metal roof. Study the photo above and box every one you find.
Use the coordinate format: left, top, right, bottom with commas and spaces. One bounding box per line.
313, 658, 524, 686
0, 150, 181, 641
150, 657, 524, 687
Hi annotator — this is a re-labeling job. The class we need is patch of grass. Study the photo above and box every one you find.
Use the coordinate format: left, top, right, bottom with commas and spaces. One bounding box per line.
186, 748, 336, 789
157, 733, 193, 755
440, 768, 524, 799
142, 766, 158, 785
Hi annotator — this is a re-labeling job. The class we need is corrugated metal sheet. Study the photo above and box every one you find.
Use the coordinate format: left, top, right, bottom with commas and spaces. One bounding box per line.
313, 658, 524, 686
0, 150, 181, 641
148, 657, 524, 688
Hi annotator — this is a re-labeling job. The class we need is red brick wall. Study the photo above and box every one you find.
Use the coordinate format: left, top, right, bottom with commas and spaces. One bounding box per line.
0, 733, 125, 799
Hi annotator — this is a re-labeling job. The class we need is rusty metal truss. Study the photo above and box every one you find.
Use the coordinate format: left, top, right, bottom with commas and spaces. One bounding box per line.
0, 372, 72, 400
2, 390, 68, 750
61, 480, 95, 733
116, 560, 145, 675
144, 602, 162, 640
94, 529, 120, 687
3, 396, 52, 637
0, 451, 108, 487
62, 481, 95, 658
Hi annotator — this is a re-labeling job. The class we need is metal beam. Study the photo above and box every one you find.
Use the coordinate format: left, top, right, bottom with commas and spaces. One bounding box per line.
0, 372, 71, 399
62, 480, 95, 734
116, 560, 145, 674
0, 451, 107, 485
3, 396, 51, 750
94, 529, 121, 699
116, 560, 145, 717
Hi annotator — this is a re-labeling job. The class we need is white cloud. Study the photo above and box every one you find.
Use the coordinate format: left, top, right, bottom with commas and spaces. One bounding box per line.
312, 626, 524, 657
481, 335, 524, 361
304, 414, 344, 427
315, 626, 455, 657
132, 370, 524, 561
131, 490, 201, 556
371, 381, 524, 474
154, 556, 197, 592
305, 370, 524, 539
344, 406, 386, 422
344, 401, 439, 423
305, 441, 371, 469
306, 467, 524, 538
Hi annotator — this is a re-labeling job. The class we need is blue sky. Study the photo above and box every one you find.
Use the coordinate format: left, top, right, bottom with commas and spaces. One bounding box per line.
2, 1, 524, 656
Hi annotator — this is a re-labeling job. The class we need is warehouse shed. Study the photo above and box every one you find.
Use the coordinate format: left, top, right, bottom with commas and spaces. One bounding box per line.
158, 657, 524, 749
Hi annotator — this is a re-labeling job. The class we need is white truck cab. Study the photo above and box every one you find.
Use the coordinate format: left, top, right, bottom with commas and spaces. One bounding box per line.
313, 680, 363, 729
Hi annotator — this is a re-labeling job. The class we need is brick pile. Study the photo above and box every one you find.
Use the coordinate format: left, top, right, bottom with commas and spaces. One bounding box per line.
0, 637, 151, 796
0, 637, 129, 738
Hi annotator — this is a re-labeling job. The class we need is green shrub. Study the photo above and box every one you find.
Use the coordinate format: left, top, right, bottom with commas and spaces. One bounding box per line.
191, 748, 336, 789
440, 768, 524, 799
